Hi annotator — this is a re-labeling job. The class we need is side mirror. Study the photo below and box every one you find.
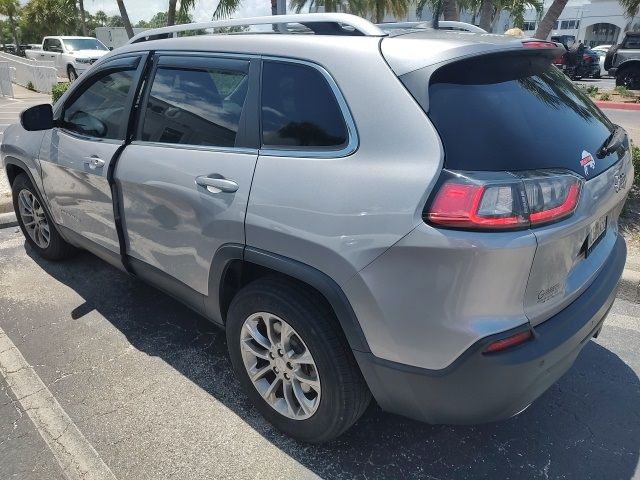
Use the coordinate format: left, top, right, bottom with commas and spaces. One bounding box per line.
108, 47, 114, 51
20, 104, 54, 131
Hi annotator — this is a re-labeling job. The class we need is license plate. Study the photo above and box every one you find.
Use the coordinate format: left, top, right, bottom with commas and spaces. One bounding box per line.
587, 215, 607, 255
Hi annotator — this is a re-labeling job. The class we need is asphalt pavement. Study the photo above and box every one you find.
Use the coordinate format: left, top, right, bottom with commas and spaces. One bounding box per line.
1, 226, 640, 480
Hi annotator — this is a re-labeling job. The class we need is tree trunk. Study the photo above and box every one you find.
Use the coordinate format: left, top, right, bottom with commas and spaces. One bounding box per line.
376, 0, 384, 23
534, 0, 568, 40
116, 0, 135, 38
271, 0, 277, 15
8, 14, 18, 47
167, 0, 177, 26
442, 0, 459, 21
478, 0, 493, 31
79, 0, 87, 35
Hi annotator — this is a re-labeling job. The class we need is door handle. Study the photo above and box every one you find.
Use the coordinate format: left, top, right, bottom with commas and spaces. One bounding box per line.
83, 156, 105, 170
195, 175, 238, 193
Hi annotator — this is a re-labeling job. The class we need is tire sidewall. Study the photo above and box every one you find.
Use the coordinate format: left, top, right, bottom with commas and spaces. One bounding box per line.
226, 285, 346, 442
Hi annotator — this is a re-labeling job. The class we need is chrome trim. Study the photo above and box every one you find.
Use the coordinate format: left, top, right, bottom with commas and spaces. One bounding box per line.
258, 56, 359, 159
130, 140, 258, 155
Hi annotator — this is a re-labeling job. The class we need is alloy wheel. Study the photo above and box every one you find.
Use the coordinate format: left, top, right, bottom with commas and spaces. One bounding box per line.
17, 189, 50, 249
240, 312, 321, 420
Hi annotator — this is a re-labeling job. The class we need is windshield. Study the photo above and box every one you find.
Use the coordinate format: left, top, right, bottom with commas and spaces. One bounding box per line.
62, 38, 107, 52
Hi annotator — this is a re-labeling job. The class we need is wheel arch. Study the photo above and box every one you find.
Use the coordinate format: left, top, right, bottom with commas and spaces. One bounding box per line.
206, 245, 371, 353
616, 59, 640, 73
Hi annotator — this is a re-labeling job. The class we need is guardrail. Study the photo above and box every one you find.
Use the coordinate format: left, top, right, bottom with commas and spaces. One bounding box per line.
0, 53, 57, 94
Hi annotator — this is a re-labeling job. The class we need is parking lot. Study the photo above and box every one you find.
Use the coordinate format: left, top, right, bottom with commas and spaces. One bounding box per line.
1, 222, 640, 479
1, 79, 640, 479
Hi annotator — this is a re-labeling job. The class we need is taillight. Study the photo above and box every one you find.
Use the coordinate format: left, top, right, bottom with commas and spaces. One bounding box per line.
522, 41, 557, 49
425, 170, 582, 230
554, 54, 566, 65
583, 53, 591, 62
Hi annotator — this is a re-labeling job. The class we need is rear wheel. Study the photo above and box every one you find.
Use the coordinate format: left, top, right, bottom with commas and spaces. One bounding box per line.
12, 173, 75, 260
226, 276, 371, 443
616, 65, 640, 90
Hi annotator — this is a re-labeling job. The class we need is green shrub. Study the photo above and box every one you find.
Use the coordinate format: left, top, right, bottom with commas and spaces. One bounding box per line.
599, 92, 611, 101
614, 85, 635, 98
586, 85, 598, 97
26, 81, 35, 91
52, 82, 70, 103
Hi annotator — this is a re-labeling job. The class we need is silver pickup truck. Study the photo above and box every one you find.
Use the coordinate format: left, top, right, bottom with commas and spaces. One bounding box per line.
605, 31, 640, 89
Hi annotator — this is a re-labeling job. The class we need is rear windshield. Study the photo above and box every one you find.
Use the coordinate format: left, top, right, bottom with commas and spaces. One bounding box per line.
413, 55, 619, 177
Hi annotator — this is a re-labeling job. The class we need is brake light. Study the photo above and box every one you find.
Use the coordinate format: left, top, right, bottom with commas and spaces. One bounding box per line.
484, 330, 532, 353
425, 170, 582, 230
583, 53, 591, 61
554, 54, 566, 65
522, 40, 557, 49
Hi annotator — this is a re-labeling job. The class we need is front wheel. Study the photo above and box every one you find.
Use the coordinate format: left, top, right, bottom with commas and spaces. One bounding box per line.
67, 66, 78, 82
226, 277, 371, 443
12, 173, 75, 260
616, 66, 640, 90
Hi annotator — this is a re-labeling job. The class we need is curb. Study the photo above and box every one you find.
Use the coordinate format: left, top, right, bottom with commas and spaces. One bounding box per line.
617, 268, 640, 303
595, 101, 640, 111
0, 211, 17, 229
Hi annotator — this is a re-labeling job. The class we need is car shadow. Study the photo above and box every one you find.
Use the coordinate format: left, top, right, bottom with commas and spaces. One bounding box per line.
27, 248, 640, 480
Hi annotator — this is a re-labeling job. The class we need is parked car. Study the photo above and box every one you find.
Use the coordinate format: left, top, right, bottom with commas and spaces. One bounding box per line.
605, 31, 640, 89
593, 48, 608, 77
2, 13, 632, 443
553, 45, 600, 79
25, 36, 109, 81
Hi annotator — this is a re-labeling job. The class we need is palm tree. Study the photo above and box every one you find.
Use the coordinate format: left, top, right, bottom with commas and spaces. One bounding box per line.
442, 0, 459, 20
167, 0, 177, 25
78, 0, 87, 35
290, 0, 349, 13
94, 10, 108, 26
0, 0, 20, 47
533, 0, 568, 39
116, 0, 134, 38
478, 0, 493, 30
619, 0, 639, 17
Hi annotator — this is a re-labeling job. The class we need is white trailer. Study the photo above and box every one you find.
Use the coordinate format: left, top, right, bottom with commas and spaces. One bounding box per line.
95, 27, 147, 50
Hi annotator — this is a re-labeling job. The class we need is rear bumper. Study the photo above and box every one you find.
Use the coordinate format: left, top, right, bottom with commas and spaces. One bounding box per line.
355, 234, 626, 424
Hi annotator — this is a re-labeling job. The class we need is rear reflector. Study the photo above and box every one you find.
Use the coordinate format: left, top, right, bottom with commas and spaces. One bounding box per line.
484, 330, 533, 354
425, 169, 582, 231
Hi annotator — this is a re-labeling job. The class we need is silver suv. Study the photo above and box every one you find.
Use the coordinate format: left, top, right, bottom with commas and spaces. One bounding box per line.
1, 14, 632, 443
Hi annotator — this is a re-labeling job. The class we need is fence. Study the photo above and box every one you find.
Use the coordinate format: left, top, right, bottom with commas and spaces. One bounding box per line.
0, 53, 57, 94
0, 62, 13, 97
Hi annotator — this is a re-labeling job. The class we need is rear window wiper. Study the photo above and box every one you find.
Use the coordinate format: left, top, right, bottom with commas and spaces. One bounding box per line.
597, 125, 626, 158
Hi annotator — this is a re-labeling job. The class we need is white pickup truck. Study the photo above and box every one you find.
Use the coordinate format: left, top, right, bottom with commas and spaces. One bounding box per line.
25, 36, 109, 81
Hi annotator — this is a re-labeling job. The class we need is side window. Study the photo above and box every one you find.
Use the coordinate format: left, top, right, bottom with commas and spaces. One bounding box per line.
43, 39, 52, 51
261, 61, 348, 149
46, 39, 62, 52
140, 65, 248, 147
62, 69, 136, 139
622, 36, 640, 49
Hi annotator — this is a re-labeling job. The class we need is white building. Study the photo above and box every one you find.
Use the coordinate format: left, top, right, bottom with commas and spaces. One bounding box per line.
521, 0, 639, 45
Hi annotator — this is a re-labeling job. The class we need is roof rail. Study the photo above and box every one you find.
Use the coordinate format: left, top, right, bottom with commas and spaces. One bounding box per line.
127, 13, 387, 44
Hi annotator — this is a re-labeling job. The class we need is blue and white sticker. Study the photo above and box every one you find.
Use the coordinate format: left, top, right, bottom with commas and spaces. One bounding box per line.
580, 150, 595, 176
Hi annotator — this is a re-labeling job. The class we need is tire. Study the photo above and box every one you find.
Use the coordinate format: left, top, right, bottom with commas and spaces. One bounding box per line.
616, 65, 640, 90
67, 66, 77, 82
12, 173, 75, 260
226, 276, 371, 443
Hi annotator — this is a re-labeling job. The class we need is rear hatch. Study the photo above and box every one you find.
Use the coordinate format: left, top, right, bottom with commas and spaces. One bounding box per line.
383, 36, 633, 326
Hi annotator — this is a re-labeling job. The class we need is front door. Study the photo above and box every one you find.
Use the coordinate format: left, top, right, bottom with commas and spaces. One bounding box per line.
116, 54, 259, 296
40, 54, 146, 253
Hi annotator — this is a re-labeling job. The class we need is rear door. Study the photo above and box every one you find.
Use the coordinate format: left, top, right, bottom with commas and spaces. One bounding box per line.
40, 54, 146, 253
115, 54, 259, 297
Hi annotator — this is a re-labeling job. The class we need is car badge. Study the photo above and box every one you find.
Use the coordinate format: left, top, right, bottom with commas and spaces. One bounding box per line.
580, 150, 595, 176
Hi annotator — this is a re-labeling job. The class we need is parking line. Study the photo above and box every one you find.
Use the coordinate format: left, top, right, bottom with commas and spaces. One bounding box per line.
0, 327, 117, 480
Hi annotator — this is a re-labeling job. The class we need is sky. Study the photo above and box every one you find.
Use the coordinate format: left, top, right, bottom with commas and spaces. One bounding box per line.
81, 0, 275, 23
